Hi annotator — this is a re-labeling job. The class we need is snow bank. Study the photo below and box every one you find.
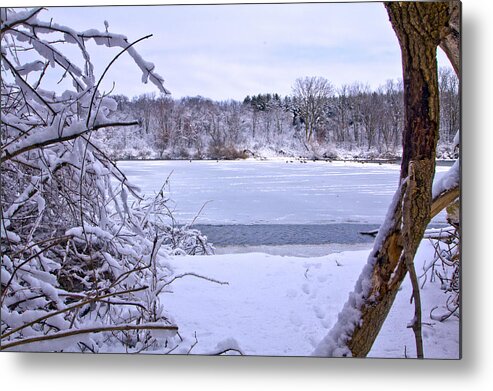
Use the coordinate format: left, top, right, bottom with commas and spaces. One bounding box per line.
165, 243, 459, 358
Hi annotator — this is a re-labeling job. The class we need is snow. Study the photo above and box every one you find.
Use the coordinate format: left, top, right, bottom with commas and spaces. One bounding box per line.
2, 119, 86, 160
114, 159, 458, 358
0, 8, 41, 28
453, 130, 460, 148
15, 60, 45, 76
310, 180, 408, 356
65, 225, 114, 242
432, 159, 460, 198
165, 240, 459, 358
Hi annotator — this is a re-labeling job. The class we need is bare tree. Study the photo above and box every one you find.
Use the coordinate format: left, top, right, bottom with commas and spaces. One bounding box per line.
95, 76, 458, 162
133, 93, 156, 135
438, 67, 460, 147
154, 95, 175, 156
358, 85, 380, 151
292, 76, 334, 144
383, 79, 404, 153
333, 85, 351, 148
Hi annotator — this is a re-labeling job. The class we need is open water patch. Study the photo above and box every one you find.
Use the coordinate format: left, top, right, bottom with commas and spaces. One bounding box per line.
194, 223, 379, 246
193, 222, 449, 247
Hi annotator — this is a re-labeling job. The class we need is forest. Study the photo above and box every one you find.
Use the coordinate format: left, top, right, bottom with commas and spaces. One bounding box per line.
100, 70, 459, 161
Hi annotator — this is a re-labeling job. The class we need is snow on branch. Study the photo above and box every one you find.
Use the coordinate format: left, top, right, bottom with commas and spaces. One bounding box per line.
1, 117, 140, 163
0, 7, 43, 33
432, 159, 459, 199
24, 13, 170, 94
1, 7, 210, 353
0, 323, 178, 352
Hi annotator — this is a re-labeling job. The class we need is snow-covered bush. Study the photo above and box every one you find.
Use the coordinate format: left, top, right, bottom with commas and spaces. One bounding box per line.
0, 8, 211, 353
422, 226, 460, 323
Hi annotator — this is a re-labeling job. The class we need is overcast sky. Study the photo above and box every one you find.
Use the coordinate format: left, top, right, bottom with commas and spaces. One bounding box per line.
45, 2, 451, 101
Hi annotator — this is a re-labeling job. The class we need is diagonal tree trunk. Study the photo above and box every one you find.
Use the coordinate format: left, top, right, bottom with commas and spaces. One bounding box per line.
439, 1, 460, 77
313, 1, 455, 358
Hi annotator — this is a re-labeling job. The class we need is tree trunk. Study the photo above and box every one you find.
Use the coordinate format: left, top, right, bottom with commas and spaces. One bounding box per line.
314, 2, 453, 358
439, 1, 461, 77
351, 1, 451, 357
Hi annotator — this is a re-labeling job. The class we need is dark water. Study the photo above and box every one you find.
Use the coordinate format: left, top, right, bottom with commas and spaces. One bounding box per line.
193, 223, 448, 247
194, 224, 379, 246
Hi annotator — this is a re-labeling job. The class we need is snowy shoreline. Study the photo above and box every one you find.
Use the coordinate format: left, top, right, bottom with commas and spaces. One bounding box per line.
165, 240, 459, 358
115, 156, 457, 166
114, 158, 459, 358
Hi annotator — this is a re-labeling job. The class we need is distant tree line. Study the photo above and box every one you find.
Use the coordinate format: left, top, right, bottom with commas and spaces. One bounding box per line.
99, 68, 459, 160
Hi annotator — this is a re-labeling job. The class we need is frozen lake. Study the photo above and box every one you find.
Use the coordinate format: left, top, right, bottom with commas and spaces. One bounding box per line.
117, 159, 449, 252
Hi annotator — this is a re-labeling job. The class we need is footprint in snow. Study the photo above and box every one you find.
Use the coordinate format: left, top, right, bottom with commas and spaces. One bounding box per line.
317, 274, 328, 283
309, 286, 319, 299
313, 305, 325, 319
286, 289, 298, 298
321, 317, 332, 329
301, 283, 310, 295
289, 312, 302, 327
308, 334, 319, 348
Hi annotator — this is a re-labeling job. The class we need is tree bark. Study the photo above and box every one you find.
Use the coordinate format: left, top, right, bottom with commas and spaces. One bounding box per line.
350, 2, 452, 357
439, 1, 461, 77
315, 2, 453, 358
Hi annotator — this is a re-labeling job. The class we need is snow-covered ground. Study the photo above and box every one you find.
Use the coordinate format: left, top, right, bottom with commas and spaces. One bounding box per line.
165, 240, 459, 358
118, 159, 459, 358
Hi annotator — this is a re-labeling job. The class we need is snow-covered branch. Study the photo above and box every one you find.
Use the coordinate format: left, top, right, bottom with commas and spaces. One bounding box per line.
1, 7, 210, 353
1, 118, 140, 163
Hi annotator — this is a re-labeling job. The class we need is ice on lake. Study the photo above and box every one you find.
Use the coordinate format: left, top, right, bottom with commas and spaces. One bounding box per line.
117, 159, 449, 226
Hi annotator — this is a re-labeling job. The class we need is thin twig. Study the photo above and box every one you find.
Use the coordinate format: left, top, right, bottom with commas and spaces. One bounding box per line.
158, 272, 228, 295
214, 348, 244, 356
187, 331, 198, 354
86, 35, 153, 128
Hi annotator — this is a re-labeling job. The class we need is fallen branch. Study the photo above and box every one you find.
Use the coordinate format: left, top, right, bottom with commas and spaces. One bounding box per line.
359, 229, 378, 237
214, 348, 244, 356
